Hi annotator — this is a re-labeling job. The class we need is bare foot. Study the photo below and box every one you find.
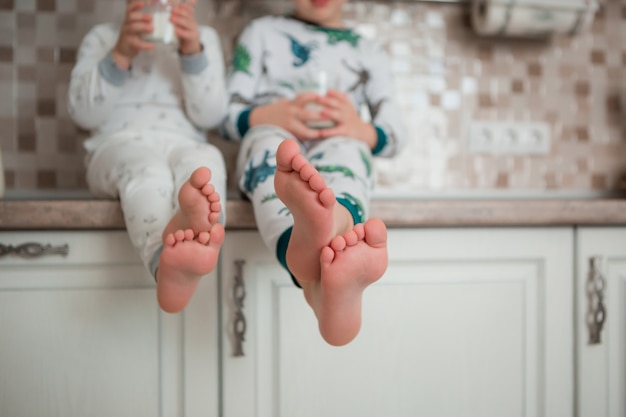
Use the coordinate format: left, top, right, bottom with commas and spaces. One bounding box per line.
163, 167, 221, 239
274, 139, 351, 285
313, 218, 388, 345
156, 224, 225, 313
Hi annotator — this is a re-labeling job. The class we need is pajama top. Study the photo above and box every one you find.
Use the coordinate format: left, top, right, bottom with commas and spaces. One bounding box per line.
68, 23, 227, 151
221, 15, 407, 158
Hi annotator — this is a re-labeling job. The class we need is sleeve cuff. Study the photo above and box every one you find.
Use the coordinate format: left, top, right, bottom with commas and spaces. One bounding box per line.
372, 125, 387, 155
98, 52, 130, 87
179, 45, 209, 75
237, 108, 252, 137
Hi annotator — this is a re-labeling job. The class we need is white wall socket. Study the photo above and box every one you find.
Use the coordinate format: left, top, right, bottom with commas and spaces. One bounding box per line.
467, 121, 551, 155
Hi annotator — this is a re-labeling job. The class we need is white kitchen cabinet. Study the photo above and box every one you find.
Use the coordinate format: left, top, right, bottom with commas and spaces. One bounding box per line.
219, 227, 574, 417
576, 227, 626, 417
0, 231, 219, 417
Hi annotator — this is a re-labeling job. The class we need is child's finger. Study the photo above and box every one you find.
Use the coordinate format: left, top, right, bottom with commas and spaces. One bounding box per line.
171, 18, 196, 33
174, 28, 196, 42
319, 108, 341, 122
170, 12, 198, 32
317, 96, 341, 110
293, 92, 320, 107
126, 19, 152, 32
171, 4, 196, 21
297, 107, 321, 122
126, 10, 151, 26
325, 89, 350, 104
317, 126, 344, 138
126, 1, 145, 14
293, 124, 322, 141
130, 37, 155, 51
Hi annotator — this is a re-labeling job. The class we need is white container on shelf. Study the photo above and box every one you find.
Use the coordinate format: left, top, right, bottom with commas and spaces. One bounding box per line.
471, 0, 599, 38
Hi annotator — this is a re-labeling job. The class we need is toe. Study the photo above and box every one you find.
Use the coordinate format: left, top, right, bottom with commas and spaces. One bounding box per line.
197, 231, 210, 244
329, 235, 347, 252
183, 229, 195, 240
353, 223, 365, 240
320, 246, 336, 267
208, 224, 225, 247
364, 218, 387, 248
318, 188, 336, 208
201, 183, 215, 196
174, 229, 186, 241
343, 228, 358, 246
190, 167, 212, 189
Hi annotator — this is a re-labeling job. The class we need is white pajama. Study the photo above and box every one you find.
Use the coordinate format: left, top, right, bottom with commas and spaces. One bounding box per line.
222, 16, 407, 272
69, 22, 228, 277
86, 131, 226, 276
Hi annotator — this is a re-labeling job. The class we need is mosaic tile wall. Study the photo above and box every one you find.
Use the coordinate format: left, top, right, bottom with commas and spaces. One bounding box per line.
1, 0, 625, 195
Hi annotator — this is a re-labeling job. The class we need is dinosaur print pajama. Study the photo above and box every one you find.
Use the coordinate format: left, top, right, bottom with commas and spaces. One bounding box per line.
221, 15, 407, 277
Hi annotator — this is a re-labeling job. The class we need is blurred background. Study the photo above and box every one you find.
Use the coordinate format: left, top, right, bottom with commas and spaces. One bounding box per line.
0, 0, 624, 197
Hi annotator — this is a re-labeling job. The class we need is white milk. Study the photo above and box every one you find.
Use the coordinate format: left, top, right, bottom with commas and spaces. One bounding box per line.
146, 8, 175, 44
295, 71, 336, 129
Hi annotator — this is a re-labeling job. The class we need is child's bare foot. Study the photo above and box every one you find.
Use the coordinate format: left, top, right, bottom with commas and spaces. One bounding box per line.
163, 167, 221, 239
315, 218, 388, 346
275, 139, 350, 285
156, 224, 225, 313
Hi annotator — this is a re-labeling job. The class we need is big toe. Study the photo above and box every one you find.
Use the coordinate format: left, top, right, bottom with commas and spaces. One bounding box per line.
364, 218, 387, 248
276, 139, 301, 171
208, 224, 225, 247
190, 167, 212, 189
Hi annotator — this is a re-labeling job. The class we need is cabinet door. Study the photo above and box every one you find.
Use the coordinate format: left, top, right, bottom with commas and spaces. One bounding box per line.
576, 227, 626, 417
220, 228, 574, 417
0, 231, 218, 417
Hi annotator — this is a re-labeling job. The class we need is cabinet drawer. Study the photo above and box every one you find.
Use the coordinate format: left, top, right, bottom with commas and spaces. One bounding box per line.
0, 231, 142, 266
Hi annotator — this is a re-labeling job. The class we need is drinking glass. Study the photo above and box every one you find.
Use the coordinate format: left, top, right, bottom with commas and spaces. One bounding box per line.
294, 69, 337, 129
142, 0, 181, 45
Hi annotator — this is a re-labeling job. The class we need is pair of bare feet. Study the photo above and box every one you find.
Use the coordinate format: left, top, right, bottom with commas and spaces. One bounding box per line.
276, 139, 388, 346
156, 167, 224, 313
156, 139, 388, 347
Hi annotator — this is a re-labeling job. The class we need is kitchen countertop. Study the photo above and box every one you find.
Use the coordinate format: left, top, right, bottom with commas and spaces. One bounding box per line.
2, 197, 626, 230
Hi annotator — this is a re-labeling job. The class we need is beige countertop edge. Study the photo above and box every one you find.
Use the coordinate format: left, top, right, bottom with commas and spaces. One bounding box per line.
1, 199, 626, 230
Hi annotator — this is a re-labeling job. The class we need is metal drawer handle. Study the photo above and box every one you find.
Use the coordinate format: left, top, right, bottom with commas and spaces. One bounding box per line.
232, 259, 246, 357
0, 243, 69, 259
586, 256, 606, 345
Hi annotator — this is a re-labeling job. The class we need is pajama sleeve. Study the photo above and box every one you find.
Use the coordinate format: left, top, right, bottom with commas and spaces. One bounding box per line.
362, 42, 408, 158
220, 20, 266, 142
179, 26, 228, 130
67, 24, 128, 130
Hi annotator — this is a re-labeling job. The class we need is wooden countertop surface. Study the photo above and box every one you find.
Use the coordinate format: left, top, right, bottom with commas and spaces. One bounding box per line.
1, 198, 626, 230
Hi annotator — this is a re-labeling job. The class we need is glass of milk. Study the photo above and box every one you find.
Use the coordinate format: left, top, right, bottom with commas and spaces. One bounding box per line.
294, 69, 337, 129
143, 0, 180, 45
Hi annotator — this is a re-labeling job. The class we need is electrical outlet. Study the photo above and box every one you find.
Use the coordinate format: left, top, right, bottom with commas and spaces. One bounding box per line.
467, 121, 551, 154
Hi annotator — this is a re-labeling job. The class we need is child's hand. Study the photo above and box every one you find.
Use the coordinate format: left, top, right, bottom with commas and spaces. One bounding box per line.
316, 90, 378, 150
249, 94, 323, 141
170, 0, 201, 55
112, 1, 154, 70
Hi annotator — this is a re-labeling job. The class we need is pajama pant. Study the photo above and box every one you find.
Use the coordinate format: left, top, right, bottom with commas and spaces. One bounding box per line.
236, 125, 374, 277
86, 130, 227, 278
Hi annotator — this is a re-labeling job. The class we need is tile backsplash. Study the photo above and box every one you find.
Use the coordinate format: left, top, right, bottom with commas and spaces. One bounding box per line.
1, 0, 625, 195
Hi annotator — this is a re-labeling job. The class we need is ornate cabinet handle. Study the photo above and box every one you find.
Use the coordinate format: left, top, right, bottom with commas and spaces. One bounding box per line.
0, 242, 69, 259
586, 256, 606, 345
232, 259, 247, 357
